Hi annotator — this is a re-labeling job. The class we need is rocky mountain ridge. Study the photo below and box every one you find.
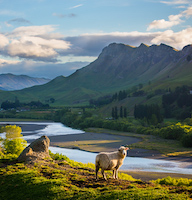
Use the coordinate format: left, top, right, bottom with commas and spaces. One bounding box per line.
0, 43, 192, 105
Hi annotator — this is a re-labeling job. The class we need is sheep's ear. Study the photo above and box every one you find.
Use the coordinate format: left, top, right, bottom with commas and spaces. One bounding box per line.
125, 147, 129, 150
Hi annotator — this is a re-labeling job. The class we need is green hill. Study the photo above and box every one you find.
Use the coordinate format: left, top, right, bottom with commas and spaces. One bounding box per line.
0, 43, 192, 106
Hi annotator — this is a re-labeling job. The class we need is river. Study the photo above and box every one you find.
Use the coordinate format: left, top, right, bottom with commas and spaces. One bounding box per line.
0, 121, 192, 174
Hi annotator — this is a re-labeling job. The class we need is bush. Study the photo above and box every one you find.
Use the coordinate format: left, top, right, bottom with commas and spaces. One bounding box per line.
181, 132, 192, 147
1, 125, 27, 156
155, 176, 192, 186
158, 123, 186, 140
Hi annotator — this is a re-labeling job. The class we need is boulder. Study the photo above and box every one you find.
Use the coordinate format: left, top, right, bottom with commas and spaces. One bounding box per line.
17, 135, 50, 163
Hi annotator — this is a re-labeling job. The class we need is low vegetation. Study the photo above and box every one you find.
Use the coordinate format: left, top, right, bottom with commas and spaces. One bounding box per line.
0, 152, 192, 200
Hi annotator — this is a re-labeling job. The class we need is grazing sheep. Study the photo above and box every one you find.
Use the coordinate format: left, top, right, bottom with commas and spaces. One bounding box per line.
95, 146, 129, 180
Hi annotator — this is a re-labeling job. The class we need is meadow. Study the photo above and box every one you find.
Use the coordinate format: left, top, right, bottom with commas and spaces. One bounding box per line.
1, 152, 192, 200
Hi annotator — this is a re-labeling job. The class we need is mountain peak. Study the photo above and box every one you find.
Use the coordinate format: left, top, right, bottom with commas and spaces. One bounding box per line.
138, 43, 149, 48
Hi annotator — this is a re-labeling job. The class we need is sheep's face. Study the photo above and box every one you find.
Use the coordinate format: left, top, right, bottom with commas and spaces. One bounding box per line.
118, 146, 129, 157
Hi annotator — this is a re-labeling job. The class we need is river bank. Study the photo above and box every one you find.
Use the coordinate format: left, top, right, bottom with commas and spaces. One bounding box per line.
1, 121, 192, 181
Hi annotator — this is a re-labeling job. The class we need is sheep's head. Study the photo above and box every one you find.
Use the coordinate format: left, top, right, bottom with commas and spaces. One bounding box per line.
118, 146, 129, 158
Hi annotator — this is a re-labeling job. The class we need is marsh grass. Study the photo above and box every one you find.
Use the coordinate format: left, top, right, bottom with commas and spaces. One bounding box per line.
1, 152, 192, 199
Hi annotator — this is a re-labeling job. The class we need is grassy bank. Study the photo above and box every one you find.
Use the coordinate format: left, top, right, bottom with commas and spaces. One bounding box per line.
1, 153, 192, 200
84, 128, 192, 158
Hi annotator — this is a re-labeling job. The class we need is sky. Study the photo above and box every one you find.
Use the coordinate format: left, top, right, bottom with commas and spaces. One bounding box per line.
0, 0, 192, 79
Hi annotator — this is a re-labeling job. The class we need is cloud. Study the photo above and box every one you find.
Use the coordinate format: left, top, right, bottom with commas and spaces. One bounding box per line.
1, 27, 192, 78
0, 58, 20, 66
147, 14, 183, 30
69, 4, 83, 9
3, 25, 71, 62
0, 34, 9, 48
151, 28, 192, 49
52, 13, 76, 18
63, 31, 163, 57
1, 24, 192, 67
147, 4, 192, 30
64, 29, 192, 57
182, 6, 192, 16
7, 18, 32, 25
160, 0, 190, 5
0, 60, 89, 79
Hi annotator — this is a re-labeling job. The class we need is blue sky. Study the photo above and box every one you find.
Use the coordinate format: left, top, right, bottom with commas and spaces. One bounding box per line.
0, 0, 192, 79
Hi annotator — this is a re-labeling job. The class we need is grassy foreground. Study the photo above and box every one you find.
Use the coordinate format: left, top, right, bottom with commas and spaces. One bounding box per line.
1, 153, 192, 200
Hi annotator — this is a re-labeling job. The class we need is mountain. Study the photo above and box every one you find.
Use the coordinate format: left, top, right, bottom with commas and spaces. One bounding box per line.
0, 73, 51, 91
0, 43, 192, 105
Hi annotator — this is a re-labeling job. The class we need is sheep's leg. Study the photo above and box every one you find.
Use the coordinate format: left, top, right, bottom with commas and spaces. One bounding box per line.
101, 169, 107, 180
115, 170, 118, 179
112, 170, 115, 179
95, 165, 99, 180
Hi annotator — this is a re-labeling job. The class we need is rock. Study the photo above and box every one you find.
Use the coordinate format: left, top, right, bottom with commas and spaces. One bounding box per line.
17, 135, 51, 163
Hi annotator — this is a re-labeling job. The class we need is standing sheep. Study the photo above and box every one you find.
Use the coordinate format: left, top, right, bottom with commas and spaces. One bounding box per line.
95, 146, 129, 180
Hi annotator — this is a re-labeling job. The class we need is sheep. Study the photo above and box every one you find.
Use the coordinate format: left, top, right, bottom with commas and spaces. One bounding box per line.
95, 146, 129, 180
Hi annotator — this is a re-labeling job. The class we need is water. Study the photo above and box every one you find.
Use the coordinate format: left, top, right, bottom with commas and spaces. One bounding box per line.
0, 121, 84, 140
49, 146, 192, 174
0, 121, 192, 174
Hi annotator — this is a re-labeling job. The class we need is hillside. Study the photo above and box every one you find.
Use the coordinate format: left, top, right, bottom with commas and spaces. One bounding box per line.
0, 43, 192, 106
0, 73, 50, 91
1, 155, 192, 199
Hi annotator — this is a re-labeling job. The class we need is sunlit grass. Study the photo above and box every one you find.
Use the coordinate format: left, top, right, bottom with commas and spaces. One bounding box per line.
1, 152, 192, 200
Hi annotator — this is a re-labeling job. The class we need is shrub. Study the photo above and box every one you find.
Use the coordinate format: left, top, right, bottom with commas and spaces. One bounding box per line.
1, 125, 27, 156
155, 176, 192, 186
158, 123, 186, 140
181, 132, 192, 147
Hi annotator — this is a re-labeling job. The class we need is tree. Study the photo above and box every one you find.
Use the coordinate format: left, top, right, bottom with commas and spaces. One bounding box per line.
1, 125, 27, 155
124, 107, 127, 118
112, 107, 115, 119
120, 106, 123, 118
114, 107, 118, 119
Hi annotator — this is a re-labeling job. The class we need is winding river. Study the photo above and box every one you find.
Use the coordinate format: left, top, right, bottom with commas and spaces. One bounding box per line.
0, 121, 192, 174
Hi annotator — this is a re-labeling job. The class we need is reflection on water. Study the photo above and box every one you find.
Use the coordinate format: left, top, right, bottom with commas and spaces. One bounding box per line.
0, 121, 192, 174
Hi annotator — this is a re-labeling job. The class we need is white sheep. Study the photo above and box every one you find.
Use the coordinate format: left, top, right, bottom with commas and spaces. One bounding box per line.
95, 146, 129, 180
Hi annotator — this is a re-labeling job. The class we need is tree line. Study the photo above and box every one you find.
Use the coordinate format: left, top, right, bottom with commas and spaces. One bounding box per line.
162, 85, 192, 119
1, 99, 49, 110
89, 84, 145, 107
134, 104, 163, 124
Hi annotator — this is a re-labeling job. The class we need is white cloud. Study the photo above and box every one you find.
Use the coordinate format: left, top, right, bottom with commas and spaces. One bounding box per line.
0, 58, 20, 67
182, 6, 192, 16
147, 14, 183, 30
8, 25, 56, 38
69, 4, 83, 9
151, 28, 192, 49
147, 3, 192, 31
0, 34, 9, 48
4, 25, 71, 61
160, 0, 190, 5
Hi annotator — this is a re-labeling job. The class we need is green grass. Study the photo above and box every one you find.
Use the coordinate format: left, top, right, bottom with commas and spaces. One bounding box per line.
1, 154, 192, 200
